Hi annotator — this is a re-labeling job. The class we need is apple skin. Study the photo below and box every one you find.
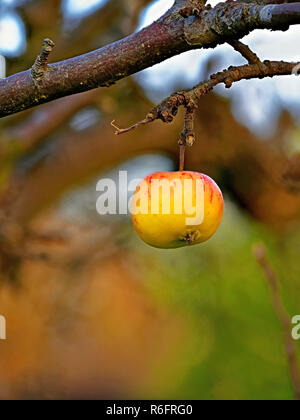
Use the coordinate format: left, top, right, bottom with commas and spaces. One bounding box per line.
131, 171, 224, 249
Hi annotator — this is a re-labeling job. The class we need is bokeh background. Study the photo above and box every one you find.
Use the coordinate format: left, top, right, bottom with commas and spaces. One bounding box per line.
0, 0, 300, 400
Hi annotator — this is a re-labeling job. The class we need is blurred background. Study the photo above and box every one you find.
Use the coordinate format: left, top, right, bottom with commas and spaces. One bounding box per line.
1, 0, 300, 400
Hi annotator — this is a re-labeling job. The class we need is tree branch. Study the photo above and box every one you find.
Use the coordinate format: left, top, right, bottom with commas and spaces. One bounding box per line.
242, 0, 300, 5
1, 1, 300, 117
113, 60, 299, 135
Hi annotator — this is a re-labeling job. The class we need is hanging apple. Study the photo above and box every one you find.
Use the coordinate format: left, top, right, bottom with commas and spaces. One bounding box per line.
131, 171, 223, 249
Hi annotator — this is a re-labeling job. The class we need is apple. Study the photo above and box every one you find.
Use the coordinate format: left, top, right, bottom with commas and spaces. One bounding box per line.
131, 171, 224, 249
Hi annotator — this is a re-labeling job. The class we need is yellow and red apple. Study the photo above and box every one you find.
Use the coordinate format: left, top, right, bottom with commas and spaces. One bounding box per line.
131, 171, 224, 249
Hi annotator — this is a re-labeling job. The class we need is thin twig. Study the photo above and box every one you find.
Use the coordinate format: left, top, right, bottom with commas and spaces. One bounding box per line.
228, 40, 261, 64
27, 231, 69, 245
253, 243, 300, 401
111, 113, 156, 135
111, 93, 185, 135
31, 38, 55, 82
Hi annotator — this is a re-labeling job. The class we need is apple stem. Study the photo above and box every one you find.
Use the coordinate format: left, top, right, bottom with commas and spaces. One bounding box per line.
178, 107, 196, 171
179, 145, 185, 171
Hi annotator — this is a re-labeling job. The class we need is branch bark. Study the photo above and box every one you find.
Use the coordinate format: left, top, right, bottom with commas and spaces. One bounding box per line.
1, 1, 300, 117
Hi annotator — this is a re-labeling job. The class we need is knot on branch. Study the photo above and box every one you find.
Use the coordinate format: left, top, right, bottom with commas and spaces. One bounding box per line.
153, 94, 187, 123
31, 38, 55, 84
179, 1, 210, 18
210, 66, 244, 89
